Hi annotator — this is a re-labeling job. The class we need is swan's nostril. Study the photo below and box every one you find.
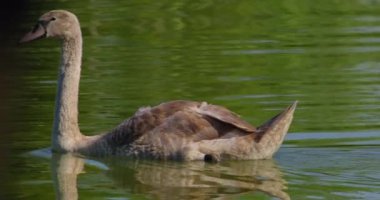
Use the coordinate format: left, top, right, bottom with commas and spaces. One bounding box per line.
204, 154, 218, 163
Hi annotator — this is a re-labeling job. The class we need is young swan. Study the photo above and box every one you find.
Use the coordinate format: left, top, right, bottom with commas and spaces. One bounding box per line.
20, 10, 297, 162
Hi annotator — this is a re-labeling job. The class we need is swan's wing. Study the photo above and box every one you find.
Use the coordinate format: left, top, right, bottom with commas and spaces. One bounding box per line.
196, 102, 256, 133
153, 100, 256, 133
133, 100, 256, 136
108, 100, 256, 145
108, 101, 202, 144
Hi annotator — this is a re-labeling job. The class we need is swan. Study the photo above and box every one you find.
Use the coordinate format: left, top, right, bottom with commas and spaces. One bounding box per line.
20, 10, 297, 162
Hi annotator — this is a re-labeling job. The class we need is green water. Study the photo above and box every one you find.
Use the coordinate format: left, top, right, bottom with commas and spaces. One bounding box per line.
3, 0, 380, 199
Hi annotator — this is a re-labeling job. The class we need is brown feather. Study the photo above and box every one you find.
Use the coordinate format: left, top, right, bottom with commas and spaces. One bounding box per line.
130, 100, 255, 140
105, 100, 258, 158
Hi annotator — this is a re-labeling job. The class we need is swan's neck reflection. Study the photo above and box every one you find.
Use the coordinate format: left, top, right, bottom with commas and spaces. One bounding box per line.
51, 153, 290, 200
51, 153, 84, 200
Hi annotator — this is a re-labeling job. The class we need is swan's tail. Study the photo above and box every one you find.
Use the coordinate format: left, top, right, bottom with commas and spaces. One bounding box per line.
254, 101, 298, 158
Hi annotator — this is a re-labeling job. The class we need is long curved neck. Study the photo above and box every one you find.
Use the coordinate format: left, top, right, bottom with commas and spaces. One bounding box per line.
52, 34, 83, 152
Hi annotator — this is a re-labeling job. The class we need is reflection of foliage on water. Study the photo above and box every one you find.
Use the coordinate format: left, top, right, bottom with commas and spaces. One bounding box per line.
15, 0, 380, 141
10, 0, 380, 199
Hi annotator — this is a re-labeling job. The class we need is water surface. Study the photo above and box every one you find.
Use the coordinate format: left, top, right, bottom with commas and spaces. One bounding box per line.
5, 0, 380, 199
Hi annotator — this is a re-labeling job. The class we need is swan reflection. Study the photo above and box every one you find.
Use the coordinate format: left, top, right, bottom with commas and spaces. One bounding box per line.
51, 153, 290, 200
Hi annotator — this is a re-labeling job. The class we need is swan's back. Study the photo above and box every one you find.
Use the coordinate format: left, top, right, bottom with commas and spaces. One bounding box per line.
133, 100, 256, 137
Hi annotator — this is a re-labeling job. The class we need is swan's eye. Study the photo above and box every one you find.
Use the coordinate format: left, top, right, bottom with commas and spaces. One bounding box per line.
51, 17, 56, 21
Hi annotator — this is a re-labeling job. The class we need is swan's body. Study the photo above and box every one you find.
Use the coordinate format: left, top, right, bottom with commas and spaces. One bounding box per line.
21, 10, 297, 161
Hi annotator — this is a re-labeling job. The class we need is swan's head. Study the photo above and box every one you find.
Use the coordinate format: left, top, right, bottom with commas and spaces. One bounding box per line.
20, 10, 81, 43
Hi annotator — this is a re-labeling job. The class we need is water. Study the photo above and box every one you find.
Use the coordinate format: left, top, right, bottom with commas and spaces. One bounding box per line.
3, 0, 380, 199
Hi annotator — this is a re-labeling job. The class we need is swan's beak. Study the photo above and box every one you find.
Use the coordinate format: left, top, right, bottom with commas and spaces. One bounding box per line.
19, 23, 46, 43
